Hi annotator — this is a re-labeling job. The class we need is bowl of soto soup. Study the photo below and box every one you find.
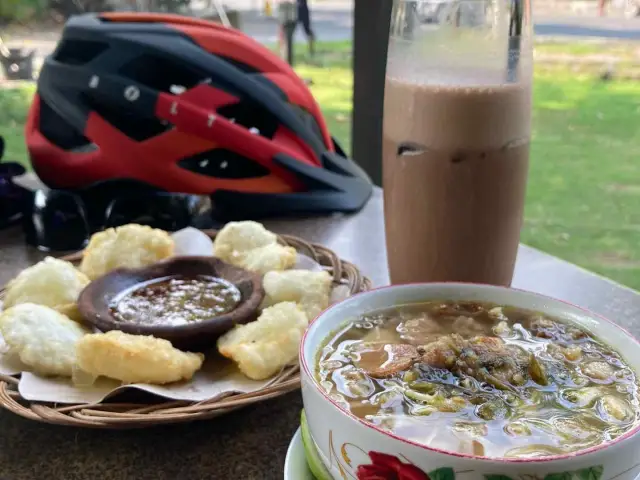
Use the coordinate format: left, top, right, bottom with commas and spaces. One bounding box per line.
300, 283, 640, 480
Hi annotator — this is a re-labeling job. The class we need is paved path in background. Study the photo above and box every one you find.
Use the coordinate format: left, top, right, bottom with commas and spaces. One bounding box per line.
534, 15, 640, 38
204, 1, 640, 42
4, 4, 640, 62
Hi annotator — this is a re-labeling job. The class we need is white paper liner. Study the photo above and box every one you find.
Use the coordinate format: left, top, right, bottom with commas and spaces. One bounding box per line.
0, 228, 352, 405
17, 354, 278, 404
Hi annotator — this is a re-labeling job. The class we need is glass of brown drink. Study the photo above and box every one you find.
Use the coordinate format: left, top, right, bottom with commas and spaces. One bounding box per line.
383, 0, 533, 286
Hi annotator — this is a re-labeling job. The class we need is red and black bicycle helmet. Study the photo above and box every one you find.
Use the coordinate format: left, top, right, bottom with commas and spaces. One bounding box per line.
26, 13, 371, 218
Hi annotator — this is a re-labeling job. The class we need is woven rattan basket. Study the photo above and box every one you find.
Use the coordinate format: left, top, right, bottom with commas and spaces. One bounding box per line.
0, 230, 371, 428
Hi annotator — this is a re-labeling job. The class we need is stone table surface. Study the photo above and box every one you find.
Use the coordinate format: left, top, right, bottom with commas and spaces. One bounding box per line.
1, 188, 639, 480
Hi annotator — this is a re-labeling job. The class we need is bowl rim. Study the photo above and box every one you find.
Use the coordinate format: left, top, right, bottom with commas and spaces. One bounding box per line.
300, 282, 640, 464
77, 255, 264, 337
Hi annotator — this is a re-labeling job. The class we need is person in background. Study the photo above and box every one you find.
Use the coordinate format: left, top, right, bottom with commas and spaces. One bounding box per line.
278, 0, 316, 58
264, 0, 274, 17
597, 0, 608, 15
297, 0, 315, 56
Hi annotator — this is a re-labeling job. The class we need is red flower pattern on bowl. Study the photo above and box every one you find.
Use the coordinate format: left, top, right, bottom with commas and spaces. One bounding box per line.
356, 451, 429, 480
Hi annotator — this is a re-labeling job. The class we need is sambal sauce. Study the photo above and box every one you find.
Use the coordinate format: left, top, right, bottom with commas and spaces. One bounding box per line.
110, 275, 241, 326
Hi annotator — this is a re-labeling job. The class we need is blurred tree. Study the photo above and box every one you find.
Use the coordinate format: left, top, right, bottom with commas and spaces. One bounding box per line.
1, 0, 193, 23
116, 0, 191, 13
0, 0, 46, 24
154, 0, 191, 12
48, 0, 113, 18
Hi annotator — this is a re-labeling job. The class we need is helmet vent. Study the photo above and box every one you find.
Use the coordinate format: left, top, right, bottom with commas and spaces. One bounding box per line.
178, 149, 269, 179
119, 54, 204, 94
39, 98, 94, 151
217, 102, 278, 139
288, 104, 327, 147
217, 56, 259, 74
83, 94, 173, 142
53, 40, 108, 66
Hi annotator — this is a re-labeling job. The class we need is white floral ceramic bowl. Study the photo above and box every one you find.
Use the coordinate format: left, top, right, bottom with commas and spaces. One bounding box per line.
300, 283, 640, 480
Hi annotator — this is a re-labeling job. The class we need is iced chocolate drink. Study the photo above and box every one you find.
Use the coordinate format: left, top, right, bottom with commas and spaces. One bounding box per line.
383, 0, 533, 286
383, 79, 531, 285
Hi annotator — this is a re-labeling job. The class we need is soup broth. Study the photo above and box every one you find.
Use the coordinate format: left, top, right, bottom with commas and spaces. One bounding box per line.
317, 301, 640, 458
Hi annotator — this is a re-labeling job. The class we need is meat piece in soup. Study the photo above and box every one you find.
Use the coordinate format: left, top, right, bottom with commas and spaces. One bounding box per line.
317, 301, 640, 459
354, 343, 420, 378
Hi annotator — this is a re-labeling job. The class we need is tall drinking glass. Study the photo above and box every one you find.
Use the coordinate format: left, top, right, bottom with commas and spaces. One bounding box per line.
383, 0, 532, 286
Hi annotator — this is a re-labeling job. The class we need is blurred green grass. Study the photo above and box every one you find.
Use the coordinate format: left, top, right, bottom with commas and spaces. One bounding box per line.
2, 41, 639, 291
535, 40, 640, 60
0, 83, 34, 167
525, 70, 640, 288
